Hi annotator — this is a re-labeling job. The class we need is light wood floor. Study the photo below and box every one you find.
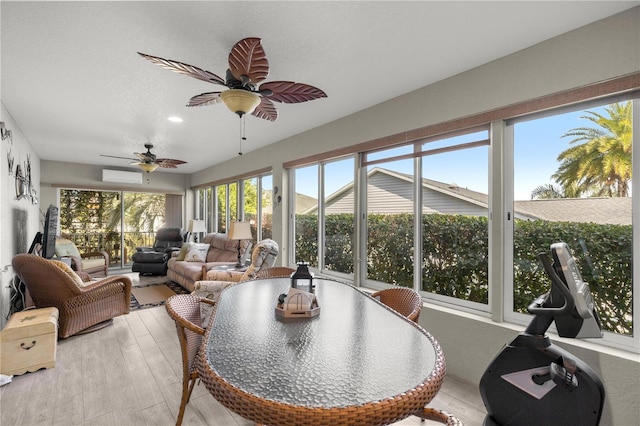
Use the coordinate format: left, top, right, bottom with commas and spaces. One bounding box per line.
0, 305, 486, 425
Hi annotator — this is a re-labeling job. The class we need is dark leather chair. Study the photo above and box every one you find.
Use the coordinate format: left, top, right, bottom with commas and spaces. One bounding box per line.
131, 227, 183, 275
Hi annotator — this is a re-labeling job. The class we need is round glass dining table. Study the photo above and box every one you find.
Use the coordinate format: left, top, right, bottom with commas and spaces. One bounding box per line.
197, 277, 446, 426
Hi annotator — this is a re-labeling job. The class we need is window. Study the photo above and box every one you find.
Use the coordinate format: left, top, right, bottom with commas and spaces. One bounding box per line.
198, 171, 273, 237
420, 131, 489, 307
360, 129, 489, 307
293, 165, 319, 267
59, 189, 170, 267
260, 175, 273, 239
509, 99, 636, 348
364, 146, 415, 287
323, 158, 355, 275
292, 159, 356, 276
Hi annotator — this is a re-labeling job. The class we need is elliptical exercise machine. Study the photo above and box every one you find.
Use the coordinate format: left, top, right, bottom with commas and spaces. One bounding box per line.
479, 242, 605, 426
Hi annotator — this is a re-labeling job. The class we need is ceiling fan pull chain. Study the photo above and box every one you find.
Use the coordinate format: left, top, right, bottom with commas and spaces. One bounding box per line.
239, 115, 246, 156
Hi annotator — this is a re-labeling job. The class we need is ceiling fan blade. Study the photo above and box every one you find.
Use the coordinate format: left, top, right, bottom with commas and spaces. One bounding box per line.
187, 92, 223, 107
138, 52, 226, 86
228, 38, 269, 85
100, 154, 137, 161
252, 97, 278, 122
260, 81, 327, 104
156, 158, 187, 168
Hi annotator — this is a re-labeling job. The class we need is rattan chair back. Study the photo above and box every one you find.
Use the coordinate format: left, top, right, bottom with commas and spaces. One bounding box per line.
165, 294, 214, 426
255, 266, 296, 279
11, 253, 131, 338
370, 287, 423, 322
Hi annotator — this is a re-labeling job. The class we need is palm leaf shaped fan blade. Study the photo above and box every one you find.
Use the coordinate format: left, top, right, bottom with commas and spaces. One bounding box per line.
138, 37, 326, 121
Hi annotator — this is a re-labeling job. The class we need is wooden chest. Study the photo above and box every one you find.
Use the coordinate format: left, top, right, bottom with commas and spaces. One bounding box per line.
0, 307, 59, 375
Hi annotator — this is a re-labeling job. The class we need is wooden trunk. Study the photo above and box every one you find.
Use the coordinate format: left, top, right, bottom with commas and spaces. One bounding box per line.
0, 307, 59, 375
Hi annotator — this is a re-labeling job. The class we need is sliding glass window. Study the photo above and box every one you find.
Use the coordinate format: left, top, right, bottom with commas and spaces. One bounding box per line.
292, 158, 356, 276
508, 98, 637, 349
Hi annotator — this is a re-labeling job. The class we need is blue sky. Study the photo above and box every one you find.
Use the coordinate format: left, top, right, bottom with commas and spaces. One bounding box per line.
294, 105, 610, 200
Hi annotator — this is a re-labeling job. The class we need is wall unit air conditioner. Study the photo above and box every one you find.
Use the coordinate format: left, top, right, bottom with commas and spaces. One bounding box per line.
102, 169, 143, 184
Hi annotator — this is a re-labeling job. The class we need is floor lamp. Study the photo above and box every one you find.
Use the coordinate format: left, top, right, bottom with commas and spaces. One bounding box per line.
229, 221, 252, 267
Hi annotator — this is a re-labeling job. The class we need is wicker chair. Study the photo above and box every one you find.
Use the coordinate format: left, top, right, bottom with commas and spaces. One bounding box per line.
12, 253, 131, 338
418, 407, 463, 425
370, 287, 423, 323
255, 266, 296, 279
165, 294, 215, 426
54, 236, 110, 278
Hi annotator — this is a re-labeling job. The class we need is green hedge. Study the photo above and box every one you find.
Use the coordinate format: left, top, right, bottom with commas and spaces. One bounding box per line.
295, 213, 632, 334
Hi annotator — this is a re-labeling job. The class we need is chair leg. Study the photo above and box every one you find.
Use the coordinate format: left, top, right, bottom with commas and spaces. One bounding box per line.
176, 377, 197, 426
418, 407, 463, 425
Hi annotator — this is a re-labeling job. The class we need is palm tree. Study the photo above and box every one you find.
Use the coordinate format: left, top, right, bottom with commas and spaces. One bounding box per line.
530, 183, 582, 200
552, 101, 632, 197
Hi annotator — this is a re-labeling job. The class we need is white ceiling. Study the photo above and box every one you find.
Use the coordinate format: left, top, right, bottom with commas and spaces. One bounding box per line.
2, 1, 637, 174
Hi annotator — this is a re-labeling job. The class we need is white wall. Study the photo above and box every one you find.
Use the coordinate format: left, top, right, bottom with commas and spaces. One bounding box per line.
0, 102, 41, 327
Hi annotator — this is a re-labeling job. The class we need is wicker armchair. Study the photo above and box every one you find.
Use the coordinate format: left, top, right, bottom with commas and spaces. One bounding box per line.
418, 407, 463, 425
370, 287, 423, 323
55, 236, 109, 278
165, 294, 215, 426
255, 266, 296, 279
12, 254, 131, 338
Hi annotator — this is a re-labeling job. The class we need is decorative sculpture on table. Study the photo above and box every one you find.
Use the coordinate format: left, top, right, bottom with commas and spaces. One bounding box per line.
275, 261, 319, 320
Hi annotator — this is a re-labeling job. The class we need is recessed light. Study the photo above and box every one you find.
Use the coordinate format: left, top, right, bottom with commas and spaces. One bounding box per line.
167, 116, 183, 123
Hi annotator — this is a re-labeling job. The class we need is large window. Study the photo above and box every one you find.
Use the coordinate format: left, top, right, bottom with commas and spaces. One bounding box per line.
420, 131, 489, 307
284, 85, 638, 352
364, 146, 415, 287
293, 165, 319, 267
292, 158, 356, 276
359, 129, 489, 308
195, 171, 273, 239
59, 189, 169, 266
509, 99, 636, 347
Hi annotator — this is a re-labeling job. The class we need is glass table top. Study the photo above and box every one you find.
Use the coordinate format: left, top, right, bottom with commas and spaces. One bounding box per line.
203, 278, 438, 408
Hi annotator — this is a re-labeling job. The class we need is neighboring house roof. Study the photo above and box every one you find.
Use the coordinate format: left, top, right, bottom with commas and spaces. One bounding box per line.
300, 167, 632, 225
515, 197, 632, 225
295, 193, 319, 214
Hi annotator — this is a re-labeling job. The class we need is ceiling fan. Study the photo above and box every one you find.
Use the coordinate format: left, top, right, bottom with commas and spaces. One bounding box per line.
101, 143, 186, 173
138, 37, 327, 122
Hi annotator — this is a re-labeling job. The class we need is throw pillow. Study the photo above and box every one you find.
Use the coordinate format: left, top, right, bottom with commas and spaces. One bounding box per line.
175, 242, 192, 261
50, 260, 86, 287
185, 243, 209, 262
54, 237, 82, 258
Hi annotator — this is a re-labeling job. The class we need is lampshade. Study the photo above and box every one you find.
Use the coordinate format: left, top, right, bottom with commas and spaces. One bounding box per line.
228, 221, 253, 241
188, 219, 207, 233
220, 89, 261, 117
138, 162, 159, 173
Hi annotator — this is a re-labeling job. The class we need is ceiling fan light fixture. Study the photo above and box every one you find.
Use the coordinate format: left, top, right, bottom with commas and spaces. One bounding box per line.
138, 162, 159, 173
220, 89, 261, 117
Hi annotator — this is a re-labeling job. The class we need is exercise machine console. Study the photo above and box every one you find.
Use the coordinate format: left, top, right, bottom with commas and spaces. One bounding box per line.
479, 242, 605, 426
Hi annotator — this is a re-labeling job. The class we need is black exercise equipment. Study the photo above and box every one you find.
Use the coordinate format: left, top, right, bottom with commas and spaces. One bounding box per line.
480, 242, 605, 426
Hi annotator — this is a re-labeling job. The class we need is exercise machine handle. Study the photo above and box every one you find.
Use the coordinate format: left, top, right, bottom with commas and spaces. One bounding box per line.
527, 253, 575, 316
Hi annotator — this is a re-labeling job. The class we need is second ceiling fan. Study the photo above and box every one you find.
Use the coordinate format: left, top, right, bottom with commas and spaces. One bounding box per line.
101, 143, 186, 173
138, 37, 327, 122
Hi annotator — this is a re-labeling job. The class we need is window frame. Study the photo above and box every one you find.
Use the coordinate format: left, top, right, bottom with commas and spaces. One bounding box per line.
504, 95, 639, 352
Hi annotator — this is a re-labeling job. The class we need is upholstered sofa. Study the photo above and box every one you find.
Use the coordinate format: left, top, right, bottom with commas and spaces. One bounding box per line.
192, 239, 279, 323
166, 232, 249, 292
